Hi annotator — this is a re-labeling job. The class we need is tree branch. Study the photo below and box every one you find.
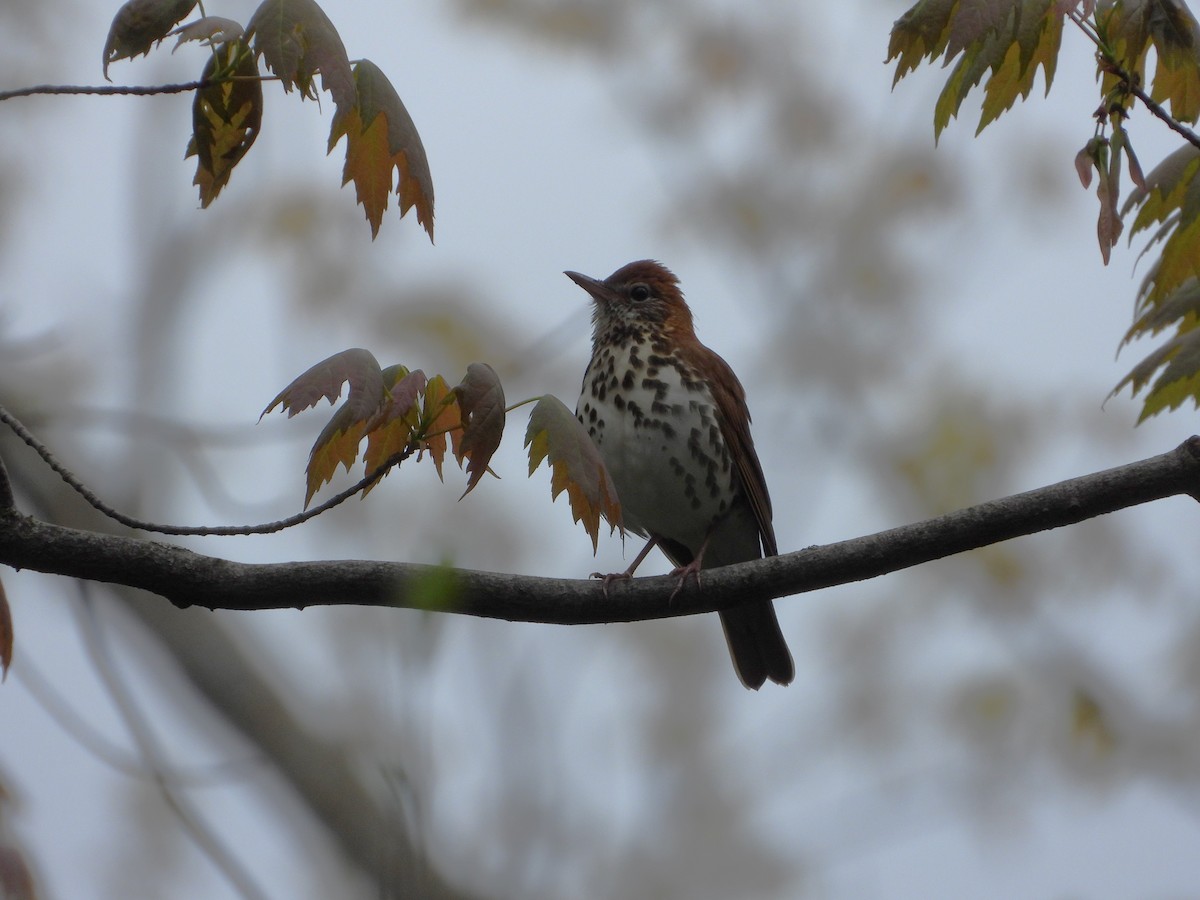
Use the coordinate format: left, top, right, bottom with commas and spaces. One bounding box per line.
2, 431, 475, 899
0, 82, 209, 102
2, 438, 1198, 619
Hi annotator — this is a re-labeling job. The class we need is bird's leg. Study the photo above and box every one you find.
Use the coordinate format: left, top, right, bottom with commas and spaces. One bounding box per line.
591, 536, 659, 597
668, 531, 714, 601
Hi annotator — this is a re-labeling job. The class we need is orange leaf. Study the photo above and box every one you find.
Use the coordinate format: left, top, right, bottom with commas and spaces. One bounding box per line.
362, 368, 426, 492
305, 407, 370, 505
262, 348, 386, 504
452, 363, 505, 498
525, 395, 622, 552
420, 375, 460, 480
328, 59, 435, 240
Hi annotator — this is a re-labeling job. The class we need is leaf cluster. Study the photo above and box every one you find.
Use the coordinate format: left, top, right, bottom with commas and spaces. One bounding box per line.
889, 0, 1200, 422
263, 351, 622, 549
103, 0, 434, 238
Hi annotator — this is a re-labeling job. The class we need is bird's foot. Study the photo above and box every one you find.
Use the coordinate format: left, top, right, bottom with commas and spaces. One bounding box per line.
667, 559, 703, 602
590, 570, 632, 599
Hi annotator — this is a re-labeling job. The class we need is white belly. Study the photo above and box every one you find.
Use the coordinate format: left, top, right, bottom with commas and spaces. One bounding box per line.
577, 347, 735, 553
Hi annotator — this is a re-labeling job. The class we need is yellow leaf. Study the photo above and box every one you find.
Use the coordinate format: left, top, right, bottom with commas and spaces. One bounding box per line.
525, 395, 622, 552
328, 60, 435, 240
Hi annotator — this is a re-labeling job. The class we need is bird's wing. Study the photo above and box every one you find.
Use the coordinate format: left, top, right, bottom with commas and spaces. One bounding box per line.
683, 343, 778, 558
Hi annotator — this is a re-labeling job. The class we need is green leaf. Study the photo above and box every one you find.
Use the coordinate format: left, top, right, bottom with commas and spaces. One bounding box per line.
185, 40, 262, 208
891, 0, 1066, 137
1113, 326, 1200, 420
1123, 145, 1200, 313
1146, 0, 1200, 122
888, 0, 957, 85
1125, 277, 1200, 340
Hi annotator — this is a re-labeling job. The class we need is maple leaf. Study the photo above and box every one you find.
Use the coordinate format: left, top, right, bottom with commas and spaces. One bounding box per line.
1151, 40, 1200, 126
419, 375, 460, 481
1112, 143, 1200, 419
1124, 145, 1200, 309
451, 363, 505, 499
245, 0, 355, 115
303, 406, 370, 505
185, 40, 263, 208
888, 0, 956, 85
103, 0, 197, 79
328, 60, 436, 241
262, 348, 383, 418
977, 3, 1065, 133
891, 0, 1066, 139
1113, 325, 1200, 420
362, 367, 426, 492
261, 348, 387, 505
1125, 277, 1200, 339
1100, 0, 1200, 123
945, 0, 1019, 60
0, 576, 10, 681
525, 395, 622, 552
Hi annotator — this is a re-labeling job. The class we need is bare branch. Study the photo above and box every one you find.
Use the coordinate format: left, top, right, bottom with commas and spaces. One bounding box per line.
2, 438, 1198, 620
0, 403, 410, 536
0, 81, 209, 101
1067, 10, 1200, 152
1126, 80, 1200, 152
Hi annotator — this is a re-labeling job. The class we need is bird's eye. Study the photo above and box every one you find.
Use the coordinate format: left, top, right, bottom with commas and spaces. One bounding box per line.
629, 284, 651, 302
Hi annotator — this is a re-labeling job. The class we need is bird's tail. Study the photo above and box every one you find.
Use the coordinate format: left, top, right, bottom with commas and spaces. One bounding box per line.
720, 602, 795, 690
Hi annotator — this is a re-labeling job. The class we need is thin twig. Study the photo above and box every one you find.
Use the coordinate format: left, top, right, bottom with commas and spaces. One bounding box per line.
12, 654, 266, 785
0, 402, 410, 536
1127, 81, 1200, 152
1066, 8, 1200, 152
76, 586, 270, 900
0, 81, 208, 101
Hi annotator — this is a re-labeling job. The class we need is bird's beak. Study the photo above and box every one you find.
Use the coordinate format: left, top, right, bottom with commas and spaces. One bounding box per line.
565, 270, 619, 305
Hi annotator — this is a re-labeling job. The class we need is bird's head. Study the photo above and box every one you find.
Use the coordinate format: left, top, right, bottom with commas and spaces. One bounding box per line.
565, 259, 695, 342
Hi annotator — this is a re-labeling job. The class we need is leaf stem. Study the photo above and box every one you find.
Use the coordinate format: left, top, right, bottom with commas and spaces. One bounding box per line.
1066, 8, 1200, 152
504, 396, 542, 415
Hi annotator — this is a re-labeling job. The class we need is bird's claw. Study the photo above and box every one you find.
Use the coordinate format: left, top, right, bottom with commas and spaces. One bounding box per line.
667, 561, 702, 603
590, 570, 632, 600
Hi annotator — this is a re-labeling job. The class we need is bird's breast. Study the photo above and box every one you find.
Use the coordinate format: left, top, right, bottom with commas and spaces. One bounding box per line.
576, 343, 737, 553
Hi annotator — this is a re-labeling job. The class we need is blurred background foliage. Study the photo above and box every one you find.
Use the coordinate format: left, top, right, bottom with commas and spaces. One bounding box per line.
2, 0, 1200, 897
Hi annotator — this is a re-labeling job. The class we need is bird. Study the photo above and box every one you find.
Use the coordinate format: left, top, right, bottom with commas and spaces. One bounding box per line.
566, 260, 794, 689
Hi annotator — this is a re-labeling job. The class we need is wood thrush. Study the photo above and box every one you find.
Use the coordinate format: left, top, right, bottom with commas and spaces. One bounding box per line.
567, 260, 795, 689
